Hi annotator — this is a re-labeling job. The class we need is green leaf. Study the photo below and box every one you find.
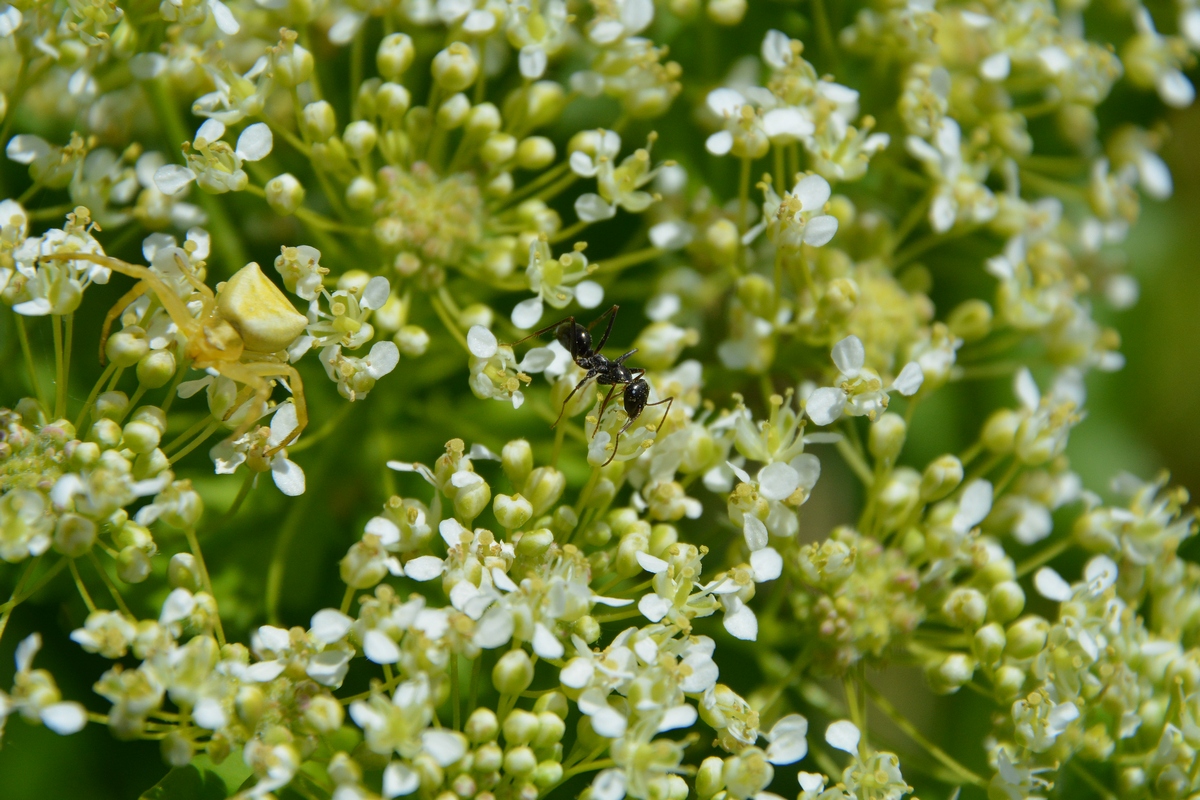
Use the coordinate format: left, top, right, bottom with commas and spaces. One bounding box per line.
139, 752, 254, 800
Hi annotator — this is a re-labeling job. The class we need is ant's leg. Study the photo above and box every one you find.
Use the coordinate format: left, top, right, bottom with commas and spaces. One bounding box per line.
503, 316, 576, 348
589, 305, 620, 353
613, 348, 639, 365
601, 414, 639, 467
644, 396, 675, 430
99, 280, 149, 363
551, 369, 599, 428
593, 383, 621, 433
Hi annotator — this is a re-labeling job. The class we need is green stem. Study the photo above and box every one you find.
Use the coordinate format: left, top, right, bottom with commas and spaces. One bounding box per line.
87, 550, 132, 617
863, 680, 987, 787
1015, 535, 1074, 577
69, 558, 98, 613
75, 362, 117, 430
339, 585, 355, 615
185, 527, 226, 646
168, 421, 222, 464
15, 315, 47, 410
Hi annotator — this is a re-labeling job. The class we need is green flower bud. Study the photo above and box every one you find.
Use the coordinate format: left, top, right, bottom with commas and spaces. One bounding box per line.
988, 580, 1025, 623
122, 420, 161, 454
524, 467, 565, 516
377, 33, 415, 81
993, 665, 1025, 700
207, 733, 231, 765
88, 418, 123, 449
492, 649, 534, 695
169, 553, 202, 592
697, 756, 725, 800
106, 328, 149, 367
724, 749, 774, 800
494, 493, 533, 530
328, 753, 362, 787
516, 528, 554, 558
466, 708, 499, 743
133, 448, 170, 482
237, 685, 266, 725
162, 730, 193, 767
343, 121, 378, 159
304, 694, 344, 733
265, 173, 306, 216
533, 761, 563, 789
437, 93, 471, 129
481, 133, 518, 167
396, 325, 430, 357
616, 531, 650, 577
982, 409, 1020, 454
1006, 616, 1049, 659
302, 101, 337, 142
376, 82, 412, 126
466, 103, 502, 137
920, 455, 963, 501
54, 513, 96, 557
345, 176, 377, 209
117, 545, 151, 582
869, 413, 907, 464
943, 587, 987, 629
736, 274, 775, 320
95, 391, 129, 421
707, 0, 747, 25
70, 441, 101, 469
136, 350, 177, 389
503, 710, 540, 745
274, 42, 313, 88
502, 439, 533, 488
927, 653, 975, 694
533, 712, 566, 747
1117, 767, 1147, 796
501, 743, 535, 777
574, 615, 601, 643
947, 299, 993, 343
521, 82, 565, 128
432, 43, 479, 93
973, 622, 1007, 666
650, 523, 679, 556
474, 742, 503, 772
517, 137, 556, 171
551, 505, 577, 537
455, 479, 492, 525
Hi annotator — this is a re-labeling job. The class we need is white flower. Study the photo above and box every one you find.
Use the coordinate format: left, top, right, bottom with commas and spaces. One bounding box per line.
742, 174, 839, 249
209, 401, 306, 496
825, 719, 860, 754
155, 121, 273, 196
0, 634, 88, 738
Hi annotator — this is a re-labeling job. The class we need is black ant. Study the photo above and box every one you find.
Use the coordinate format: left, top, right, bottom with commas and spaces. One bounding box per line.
507, 305, 674, 466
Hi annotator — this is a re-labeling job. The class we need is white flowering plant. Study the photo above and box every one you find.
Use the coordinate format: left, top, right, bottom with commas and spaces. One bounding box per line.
0, 0, 1197, 799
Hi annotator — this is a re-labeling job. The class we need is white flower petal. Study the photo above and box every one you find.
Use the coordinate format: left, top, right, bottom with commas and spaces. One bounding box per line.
365, 516, 401, 545
14, 633, 41, 672
208, 0, 240, 33
512, 297, 544, 330
271, 456, 305, 496
235, 123, 273, 162
638, 593, 672, 623
792, 174, 831, 211
706, 88, 746, 117
422, 729, 467, 767
533, 622, 565, 660
750, 547, 783, 583
575, 193, 617, 222
1034, 567, 1073, 602
743, 515, 769, 551
635, 551, 669, 574
365, 341, 400, 378
244, 660, 286, 682
467, 325, 498, 358
41, 702, 88, 735
310, 609, 353, 643
519, 46, 548, 80
831, 335, 865, 376
758, 462, 801, 501
657, 704, 698, 732
802, 214, 839, 247
154, 164, 197, 196
723, 596, 758, 641
805, 387, 845, 426
575, 280, 604, 309
825, 720, 860, 754
952, 480, 993, 534
766, 714, 809, 764
363, 629, 401, 664
383, 762, 421, 798
705, 130, 734, 156
892, 362, 925, 396
404, 556, 445, 581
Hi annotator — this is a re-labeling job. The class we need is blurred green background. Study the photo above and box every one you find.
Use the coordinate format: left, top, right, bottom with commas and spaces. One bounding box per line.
1, 3, 1198, 797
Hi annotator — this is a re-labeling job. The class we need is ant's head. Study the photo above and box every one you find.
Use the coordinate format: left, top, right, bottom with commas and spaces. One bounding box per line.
556, 321, 592, 357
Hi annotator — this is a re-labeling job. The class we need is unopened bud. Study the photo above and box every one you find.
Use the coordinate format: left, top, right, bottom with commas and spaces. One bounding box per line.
982, 409, 1020, 454
437, 93, 471, 129
993, 665, 1025, 700
942, 587, 987, 629
169, 553, 202, 591
455, 480, 491, 525
927, 653, 975, 694
481, 133, 518, 167
973, 622, 1007, 666
133, 350, 177, 390
948, 299, 993, 342
106, 329, 149, 367
706, 219, 740, 263
466, 708, 499, 743
503, 709, 540, 745
492, 649, 534, 695
517, 137, 556, 170
533, 711, 565, 746
122, 420, 161, 454
432, 43, 478, 93
304, 694, 344, 733
54, 513, 96, 557
697, 756, 725, 800
395, 325, 430, 357
274, 42, 313, 87
117, 545, 152, 583
88, 418, 123, 449
265, 173, 306, 215
1006, 616, 1049, 659
301, 101, 337, 142
343, 121, 378, 159
162, 730, 193, 767
736, 274, 775, 319
237, 685, 266, 725
502, 439, 533, 487
504, 746, 537, 776
494, 493, 533, 530
988, 580, 1026, 623
868, 413, 907, 463
345, 176, 377, 209
707, 0, 747, 25
377, 33, 415, 80
523, 466, 565, 516
920, 455, 963, 501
